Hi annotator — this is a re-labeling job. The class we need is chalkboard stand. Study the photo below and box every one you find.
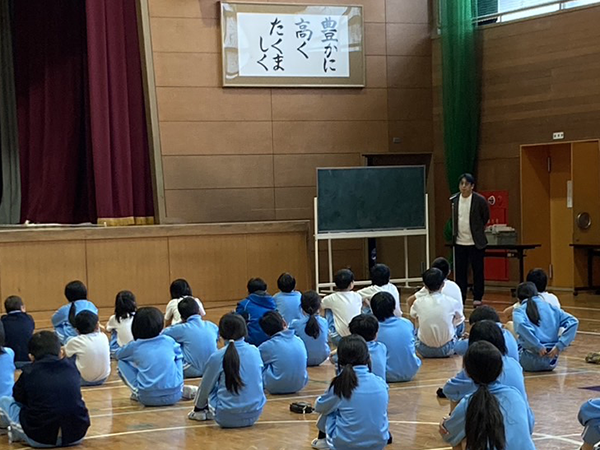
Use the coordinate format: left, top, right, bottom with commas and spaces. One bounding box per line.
314, 195, 430, 292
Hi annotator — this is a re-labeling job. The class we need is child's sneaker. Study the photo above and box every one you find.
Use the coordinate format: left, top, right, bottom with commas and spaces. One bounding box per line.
188, 408, 213, 421
311, 438, 330, 449
182, 385, 198, 400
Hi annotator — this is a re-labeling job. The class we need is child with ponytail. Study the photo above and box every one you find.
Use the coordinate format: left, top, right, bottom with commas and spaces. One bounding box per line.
189, 313, 265, 428
51, 281, 98, 344
289, 291, 330, 366
311, 335, 390, 450
439, 340, 535, 450
514, 281, 578, 372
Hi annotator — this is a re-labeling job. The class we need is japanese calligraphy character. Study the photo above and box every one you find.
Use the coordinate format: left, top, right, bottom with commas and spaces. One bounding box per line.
271, 38, 283, 54
273, 54, 284, 71
257, 54, 268, 71
297, 41, 309, 59
270, 17, 284, 36
295, 18, 313, 41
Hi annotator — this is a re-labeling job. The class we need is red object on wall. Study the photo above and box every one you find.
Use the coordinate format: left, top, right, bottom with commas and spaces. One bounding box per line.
480, 190, 509, 281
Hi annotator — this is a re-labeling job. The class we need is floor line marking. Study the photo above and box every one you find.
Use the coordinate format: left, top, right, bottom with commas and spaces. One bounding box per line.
532, 432, 582, 445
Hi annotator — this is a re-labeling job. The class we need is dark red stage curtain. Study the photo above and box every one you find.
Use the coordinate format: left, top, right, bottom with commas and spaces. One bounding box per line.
13, 0, 94, 223
85, 0, 155, 225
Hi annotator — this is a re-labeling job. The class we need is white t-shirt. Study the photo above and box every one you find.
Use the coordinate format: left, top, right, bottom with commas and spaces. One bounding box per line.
322, 291, 363, 337
456, 194, 474, 245
106, 315, 134, 347
512, 291, 561, 310
357, 283, 402, 316
410, 292, 464, 348
164, 297, 206, 325
64, 331, 111, 382
415, 279, 463, 309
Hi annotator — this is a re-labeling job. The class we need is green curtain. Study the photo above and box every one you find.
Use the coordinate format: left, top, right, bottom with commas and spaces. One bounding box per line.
0, 0, 21, 223
440, 0, 480, 193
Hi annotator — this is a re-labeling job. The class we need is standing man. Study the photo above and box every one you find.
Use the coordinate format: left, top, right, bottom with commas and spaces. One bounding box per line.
452, 173, 490, 307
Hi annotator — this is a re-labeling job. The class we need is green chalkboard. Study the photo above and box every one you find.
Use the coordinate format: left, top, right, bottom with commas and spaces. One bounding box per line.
317, 166, 426, 233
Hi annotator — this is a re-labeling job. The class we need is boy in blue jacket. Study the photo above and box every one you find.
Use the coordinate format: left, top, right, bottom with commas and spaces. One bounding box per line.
236, 278, 276, 346
162, 296, 219, 378
371, 292, 421, 383
0, 331, 90, 447
258, 311, 308, 394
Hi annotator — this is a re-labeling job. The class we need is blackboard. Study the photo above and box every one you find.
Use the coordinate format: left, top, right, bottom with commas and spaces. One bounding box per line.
317, 166, 426, 233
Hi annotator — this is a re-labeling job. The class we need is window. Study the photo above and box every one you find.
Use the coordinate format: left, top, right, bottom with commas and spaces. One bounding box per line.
471, 0, 600, 23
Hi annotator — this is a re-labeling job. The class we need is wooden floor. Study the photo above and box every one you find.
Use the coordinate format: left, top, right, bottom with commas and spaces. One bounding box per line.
9, 290, 600, 449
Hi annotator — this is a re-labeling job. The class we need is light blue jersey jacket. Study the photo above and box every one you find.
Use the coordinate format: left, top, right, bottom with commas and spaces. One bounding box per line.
315, 366, 389, 450
259, 329, 308, 394
376, 317, 421, 382
195, 339, 266, 422
273, 291, 303, 325
442, 382, 535, 449
162, 315, 219, 376
52, 300, 98, 344
514, 297, 578, 352
115, 334, 183, 399
367, 341, 387, 381
0, 348, 15, 398
289, 315, 330, 366
454, 323, 519, 361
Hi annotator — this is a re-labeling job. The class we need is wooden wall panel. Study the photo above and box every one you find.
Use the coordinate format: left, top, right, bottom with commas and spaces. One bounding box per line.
0, 242, 87, 312
86, 238, 170, 308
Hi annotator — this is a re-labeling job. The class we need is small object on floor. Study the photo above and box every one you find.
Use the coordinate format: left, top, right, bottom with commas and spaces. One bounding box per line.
311, 437, 330, 449
182, 385, 198, 400
436, 387, 447, 399
586, 352, 600, 364
290, 401, 314, 414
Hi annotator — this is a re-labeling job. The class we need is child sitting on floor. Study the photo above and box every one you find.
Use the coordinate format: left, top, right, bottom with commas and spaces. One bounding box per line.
273, 272, 303, 325
258, 311, 308, 394
164, 279, 206, 326
289, 291, 330, 367
106, 290, 136, 357
64, 311, 111, 386
348, 314, 386, 380
0, 331, 90, 447
410, 268, 464, 358
1, 295, 35, 369
236, 278, 277, 346
357, 264, 401, 316
52, 281, 98, 345
0, 323, 15, 398
163, 296, 219, 378
322, 269, 363, 346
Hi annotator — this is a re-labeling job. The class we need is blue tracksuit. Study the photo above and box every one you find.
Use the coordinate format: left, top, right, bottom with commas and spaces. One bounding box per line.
514, 297, 579, 371
51, 300, 98, 344
273, 291, 303, 325
258, 329, 308, 394
454, 323, 519, 361
195, 339, 266, 428
367, 341, 387, 381
579, 398, 600, 445
236, 292, 276, 346
162, 315, 219, 378
315, 366, 389, 450
115, 335, 183, 406
0, 348, 15, 398
442, 382, 535, 449
289, 315, 330, 366
376, 317, 421, 382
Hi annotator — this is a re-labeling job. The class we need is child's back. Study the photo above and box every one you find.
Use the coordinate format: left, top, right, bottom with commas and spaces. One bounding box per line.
106, 290, 137, 354
52, 299, 97, 344
163, 313, 219, 378
1, 311, 34, 365
410, 291, 463, 347
348, 314, 387, 380
273, 272, 303, 324
322, 291, 362, 337
65, 330, 111, 385
236, 278, 276, 346
0, 347, 15, 398
290, 315, 329, 366
259, 324, 308, 394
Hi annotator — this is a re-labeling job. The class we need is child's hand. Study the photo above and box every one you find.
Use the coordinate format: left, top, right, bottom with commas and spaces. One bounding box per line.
438, 419, 449, 436
546, 346, 560, 359
538, 347, 548, 357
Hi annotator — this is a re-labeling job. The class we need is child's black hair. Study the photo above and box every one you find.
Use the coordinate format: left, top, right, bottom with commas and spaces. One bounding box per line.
301, 290, 322, 339
370, 264, 391, 287
247, 277, 267, 294
330, 335, 370, 400
219, 313, 247, 394
334, 269, 354, 290
370, 292, 396, 322
4, 295, 23, 313
349, 314, 379, 342
277, 273, 296, 293
468, 305, 500, 325
170, 279, 192, 299
526, 268, 548, 293
431, 257, 451, 279
516, 281, 540, 326
422, 268, 444, 292
74, 311, 99, 335
178, 296, 200, 321
463, 341, 505, 450
29, 331, 61, 360
66, 280, 88, 327
131, 307, 164, 340
468, 320, 507, 356
115, 290, 137, 323
259, 310, 285, 337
